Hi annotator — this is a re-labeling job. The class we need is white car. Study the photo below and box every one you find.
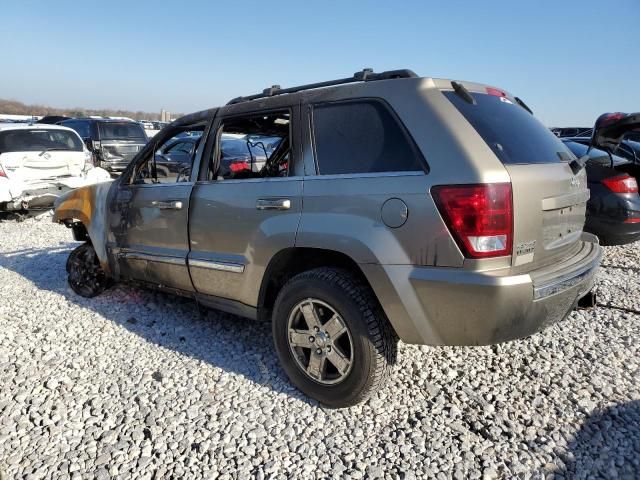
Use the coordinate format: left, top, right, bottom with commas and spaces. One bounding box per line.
0, 123, 111, 211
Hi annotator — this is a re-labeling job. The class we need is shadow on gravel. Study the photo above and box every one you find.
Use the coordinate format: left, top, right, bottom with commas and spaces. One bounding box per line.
555, 400, 640, 478
0, 245, 315, 406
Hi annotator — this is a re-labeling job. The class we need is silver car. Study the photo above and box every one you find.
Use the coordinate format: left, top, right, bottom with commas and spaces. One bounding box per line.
54, 69, 606, 407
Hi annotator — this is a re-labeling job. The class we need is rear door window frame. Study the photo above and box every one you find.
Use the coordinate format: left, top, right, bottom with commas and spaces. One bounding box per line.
308, 97, 429, 177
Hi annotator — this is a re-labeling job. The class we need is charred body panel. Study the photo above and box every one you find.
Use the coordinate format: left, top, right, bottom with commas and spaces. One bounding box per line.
53, 181, 115, 272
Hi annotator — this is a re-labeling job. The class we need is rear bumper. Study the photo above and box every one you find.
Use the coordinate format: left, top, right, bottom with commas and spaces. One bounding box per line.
586, 190, 640, 245
0, 182, 74, 210
586, 217, 640, 246
363, 233, 602, 346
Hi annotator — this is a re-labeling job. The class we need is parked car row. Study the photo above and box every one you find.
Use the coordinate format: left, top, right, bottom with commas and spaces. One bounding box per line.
561, 137, 640, 245
52, 69, 638, 407
0, 123, 110, 211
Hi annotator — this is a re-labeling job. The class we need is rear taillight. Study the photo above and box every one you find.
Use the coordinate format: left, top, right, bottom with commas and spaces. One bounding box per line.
230, 161, 249, 172
602, 174, 638, 193
486, 87, 507, 97
432, 183, 513, 258
0, 164, 6, 178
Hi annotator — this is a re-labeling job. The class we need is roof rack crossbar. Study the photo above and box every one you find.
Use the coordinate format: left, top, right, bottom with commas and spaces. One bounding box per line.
226, 68, 417, 105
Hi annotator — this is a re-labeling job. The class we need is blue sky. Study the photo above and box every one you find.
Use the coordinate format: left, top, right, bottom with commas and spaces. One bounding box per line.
3, 0, 638, 125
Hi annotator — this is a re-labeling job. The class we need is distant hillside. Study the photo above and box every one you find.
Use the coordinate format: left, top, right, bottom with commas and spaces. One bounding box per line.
0, 98, 180, 121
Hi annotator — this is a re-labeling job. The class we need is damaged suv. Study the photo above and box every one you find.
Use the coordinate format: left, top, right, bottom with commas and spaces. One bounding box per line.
55, 69, 607, 407
59, 118, 148, 174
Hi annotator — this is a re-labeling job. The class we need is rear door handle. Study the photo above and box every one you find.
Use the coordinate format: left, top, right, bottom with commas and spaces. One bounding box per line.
151, 200, 183, 210
256, 198, 291, 210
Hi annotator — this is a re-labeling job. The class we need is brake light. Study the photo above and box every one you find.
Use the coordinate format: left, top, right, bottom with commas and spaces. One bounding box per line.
602, 174, 638, 193
432, 183, 513, 258
0, 164, 6, 178
486, 87, 506, 97
624, 218, 640, 224
229, 161, 249, 172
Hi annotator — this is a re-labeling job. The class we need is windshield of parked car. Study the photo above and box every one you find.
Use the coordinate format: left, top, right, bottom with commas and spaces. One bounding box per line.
444, 91, 573, 164
0, 128, 83, 153
98, 122, 147, 141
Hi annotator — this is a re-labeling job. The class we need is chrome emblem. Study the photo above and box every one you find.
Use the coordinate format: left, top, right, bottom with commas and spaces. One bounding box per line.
570, 176, 580, 188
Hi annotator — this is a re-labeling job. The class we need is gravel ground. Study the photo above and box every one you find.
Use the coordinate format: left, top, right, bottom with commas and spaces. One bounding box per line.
0, 217, 638, 480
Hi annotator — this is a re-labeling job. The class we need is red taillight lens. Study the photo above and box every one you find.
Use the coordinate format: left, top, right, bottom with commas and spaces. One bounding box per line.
486, 87, 506, 97
229, 161, 249, 173
432, 183, 513, 258
0, 164, 6, 178
602, 174, 638, 193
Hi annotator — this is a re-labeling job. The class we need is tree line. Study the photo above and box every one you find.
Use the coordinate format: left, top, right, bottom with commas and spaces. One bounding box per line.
0, 98, 179, 121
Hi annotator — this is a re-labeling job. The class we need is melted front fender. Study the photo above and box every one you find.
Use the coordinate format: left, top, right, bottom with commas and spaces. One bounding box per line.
53, 181, 113, 272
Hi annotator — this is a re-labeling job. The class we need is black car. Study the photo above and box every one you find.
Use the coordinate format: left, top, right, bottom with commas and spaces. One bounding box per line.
37, 115, 71, 125
567, 136, 640, 165
59, 118, 148, 174
562, 139, 640, 245
153, 136, 200, 181
550, 127, 592, 138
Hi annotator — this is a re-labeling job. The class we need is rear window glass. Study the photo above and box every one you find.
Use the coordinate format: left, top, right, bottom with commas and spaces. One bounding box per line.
99, 122, 146, 141
62, 121, 91, 139
312, 100, 426, 175
444, 91, 572, 165
0, 128, 83, 153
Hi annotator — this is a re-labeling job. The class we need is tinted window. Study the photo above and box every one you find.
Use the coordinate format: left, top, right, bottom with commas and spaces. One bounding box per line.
98, 122, 146, 141
312, 100, 425, 175
62, 121, 91, 139
444, 91, 572, 164
0, 128, 83, 152
166, 141, 193, 154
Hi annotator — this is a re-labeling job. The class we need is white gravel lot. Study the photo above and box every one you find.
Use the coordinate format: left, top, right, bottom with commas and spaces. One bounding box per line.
0, 217, 638, 480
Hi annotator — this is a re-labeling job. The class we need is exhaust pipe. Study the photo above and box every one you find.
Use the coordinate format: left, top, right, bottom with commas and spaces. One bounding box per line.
577, 290, 597, 309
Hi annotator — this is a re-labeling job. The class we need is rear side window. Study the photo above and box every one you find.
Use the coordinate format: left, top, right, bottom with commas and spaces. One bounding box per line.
312, 99, 426, 175
63, 121, 90, 139
444, 91, 571, 165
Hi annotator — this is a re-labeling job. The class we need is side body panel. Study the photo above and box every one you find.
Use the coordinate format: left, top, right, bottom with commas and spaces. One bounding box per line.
189, 177, 303, 306
107, 182, 194, 291
188, 101, 304, 308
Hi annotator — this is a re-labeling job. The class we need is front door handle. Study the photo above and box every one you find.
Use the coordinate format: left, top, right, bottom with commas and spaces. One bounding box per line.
256, 198, 291, 210
151, 200, 183, 210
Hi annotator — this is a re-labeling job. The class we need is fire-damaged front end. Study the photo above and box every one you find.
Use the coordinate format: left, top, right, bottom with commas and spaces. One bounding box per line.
52, 181, 114, 273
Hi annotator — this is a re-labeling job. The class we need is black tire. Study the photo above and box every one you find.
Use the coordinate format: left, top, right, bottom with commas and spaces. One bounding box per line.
67, 243, 111, 298
272, 267, 397, 408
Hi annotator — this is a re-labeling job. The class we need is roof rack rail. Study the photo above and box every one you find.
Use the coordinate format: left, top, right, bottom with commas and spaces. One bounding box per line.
226, 68, 418, 105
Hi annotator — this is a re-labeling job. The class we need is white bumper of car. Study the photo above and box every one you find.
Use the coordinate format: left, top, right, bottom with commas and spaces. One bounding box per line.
0, 167, 111, 210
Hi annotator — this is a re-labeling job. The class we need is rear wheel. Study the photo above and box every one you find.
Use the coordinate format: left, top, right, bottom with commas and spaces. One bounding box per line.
67, 243, 110, 297
272, 267, 397, 407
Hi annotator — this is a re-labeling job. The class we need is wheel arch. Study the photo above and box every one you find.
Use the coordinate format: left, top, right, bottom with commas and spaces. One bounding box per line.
257, 247, 399, 336
52, 182, 114, 273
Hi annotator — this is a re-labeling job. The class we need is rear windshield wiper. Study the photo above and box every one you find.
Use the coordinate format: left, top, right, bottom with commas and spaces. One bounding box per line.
559, 150, 590, 175
451, 81, 476, 105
